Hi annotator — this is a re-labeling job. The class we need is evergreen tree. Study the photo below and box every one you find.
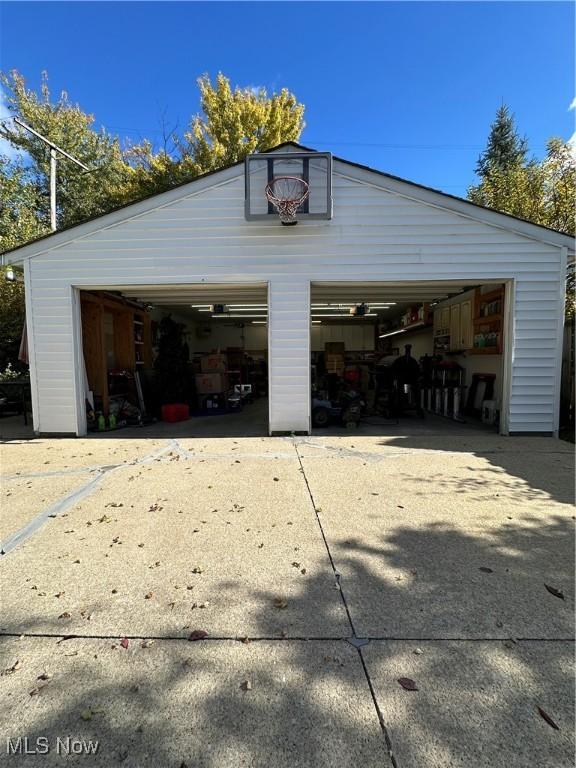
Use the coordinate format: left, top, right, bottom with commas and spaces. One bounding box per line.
475, 105, 528, 180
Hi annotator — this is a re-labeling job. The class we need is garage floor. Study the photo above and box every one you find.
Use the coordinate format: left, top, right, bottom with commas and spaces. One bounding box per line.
1, 398, 498, 442
0, 433, 574, 767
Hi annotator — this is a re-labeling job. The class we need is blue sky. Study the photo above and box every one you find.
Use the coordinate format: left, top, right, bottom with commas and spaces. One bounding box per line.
0, 1, 574, 196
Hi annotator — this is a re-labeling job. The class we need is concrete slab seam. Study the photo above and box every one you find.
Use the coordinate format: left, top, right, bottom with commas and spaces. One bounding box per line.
292, 438, 399, 767
0, 440, 177, 556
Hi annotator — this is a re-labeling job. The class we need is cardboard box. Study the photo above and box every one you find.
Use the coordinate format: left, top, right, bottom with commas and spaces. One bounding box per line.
201, 354, 227, 373
195, 373, 228, 394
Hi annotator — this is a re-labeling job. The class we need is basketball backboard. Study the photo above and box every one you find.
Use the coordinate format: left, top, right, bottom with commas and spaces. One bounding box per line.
245, 151, 332, 222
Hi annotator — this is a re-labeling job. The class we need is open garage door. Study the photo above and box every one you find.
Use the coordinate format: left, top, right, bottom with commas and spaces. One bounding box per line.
79, 283, 269, 437
309, 281, 509, 437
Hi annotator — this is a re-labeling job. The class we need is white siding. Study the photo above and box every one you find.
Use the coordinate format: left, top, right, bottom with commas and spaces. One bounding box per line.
24, 160, 566, 434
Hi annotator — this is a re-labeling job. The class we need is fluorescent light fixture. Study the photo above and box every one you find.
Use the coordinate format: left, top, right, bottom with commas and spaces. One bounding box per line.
211, 314, 267, 319
190, 305, 212, 308
252, 321, 267, 324
378, 321, 425, 339
228, 305, 267, 309
311, 320, 321, 324
312, 313, 377, 318
222, 308, 267, 312
310, 303, 395, 309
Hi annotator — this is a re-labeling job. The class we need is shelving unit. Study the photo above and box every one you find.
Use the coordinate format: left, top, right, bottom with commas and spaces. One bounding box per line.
471, 287, 504, 354
80, 292, 152, 415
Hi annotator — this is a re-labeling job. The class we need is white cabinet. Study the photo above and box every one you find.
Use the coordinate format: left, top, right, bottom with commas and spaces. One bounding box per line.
435, 298, 474, 352
440, 306, 450, 333
449, 304, 460, 351
459, 300, 473, 349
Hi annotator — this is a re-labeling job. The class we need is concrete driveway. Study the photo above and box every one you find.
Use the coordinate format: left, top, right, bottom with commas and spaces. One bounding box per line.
0, 433, 574, 767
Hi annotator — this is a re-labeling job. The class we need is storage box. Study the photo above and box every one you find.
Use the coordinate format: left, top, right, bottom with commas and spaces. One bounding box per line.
161, 403, 190, 423
200, 354, 227, 373
195, 372, 228, 394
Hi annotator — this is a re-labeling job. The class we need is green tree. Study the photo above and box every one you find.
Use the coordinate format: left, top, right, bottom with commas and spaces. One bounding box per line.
469, 112, 576, 318
183, 73, 305, 173
124, 74, 305, 192
0, 156, 46, 252
0, 70, 306, 242
0, 268, 26, 372
0, 70, 135, 233
475, 104, 528, 181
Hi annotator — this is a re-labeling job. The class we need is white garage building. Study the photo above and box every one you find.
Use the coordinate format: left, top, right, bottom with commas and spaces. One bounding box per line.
5, 143, 573, 437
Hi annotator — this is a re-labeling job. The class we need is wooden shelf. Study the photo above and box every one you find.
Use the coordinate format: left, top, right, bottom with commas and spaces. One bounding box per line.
474, 314, 502, 324
470, 347, 501, 355
477, 288, 504, 304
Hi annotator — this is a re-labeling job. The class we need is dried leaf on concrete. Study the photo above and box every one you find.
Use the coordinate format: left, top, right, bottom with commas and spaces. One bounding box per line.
544, 584, 565, 600
397, 677, 419, 691
537, 707, 560, 730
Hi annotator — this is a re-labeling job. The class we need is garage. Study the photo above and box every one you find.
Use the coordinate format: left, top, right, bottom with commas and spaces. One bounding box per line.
5, 142, 571, 437
78, 283, 270, 435
309, 280, 507, 434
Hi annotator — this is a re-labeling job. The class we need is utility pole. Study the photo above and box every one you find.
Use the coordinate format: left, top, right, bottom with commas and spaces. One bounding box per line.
12, 117, 90, 232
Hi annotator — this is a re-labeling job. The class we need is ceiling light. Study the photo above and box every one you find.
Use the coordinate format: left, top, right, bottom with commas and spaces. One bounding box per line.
311, 313, 377, 318
211, 314, 268, 319
379, 321, 425, 339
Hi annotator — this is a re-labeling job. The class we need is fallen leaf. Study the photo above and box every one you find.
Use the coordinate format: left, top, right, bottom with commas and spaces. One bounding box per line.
141, 640, 155, 648
2, 660, 21, 676
273, 477, 279, 481
144, 592, 153, 600
537, 706, 560, 730
398, 677, 419, 691
479, 567, 494, 573
80, 708, 93, 721
188, 630, 208, 641
544, 584, 565, 600
274, 598, 288, 609
37, 672, 51, 681
29, 684, 49, 696
58, 612, 71, 620
240, 680, 252, 691
192, 566, 203, 574
413, 648, 424, 655
120, 637, 129, 649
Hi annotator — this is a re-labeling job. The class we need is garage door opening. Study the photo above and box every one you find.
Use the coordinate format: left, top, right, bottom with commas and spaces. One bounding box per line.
310, 281, 507, 436
79, 284, 269, 437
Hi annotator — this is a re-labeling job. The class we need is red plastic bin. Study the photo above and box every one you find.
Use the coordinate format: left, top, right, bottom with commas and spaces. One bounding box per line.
161, 403, 190, 423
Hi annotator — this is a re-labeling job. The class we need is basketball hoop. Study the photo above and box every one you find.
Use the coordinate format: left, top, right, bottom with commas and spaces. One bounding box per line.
265, 176, 309, 225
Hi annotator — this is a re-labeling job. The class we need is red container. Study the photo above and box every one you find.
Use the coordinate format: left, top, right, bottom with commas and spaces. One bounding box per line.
161, 403, 190, 423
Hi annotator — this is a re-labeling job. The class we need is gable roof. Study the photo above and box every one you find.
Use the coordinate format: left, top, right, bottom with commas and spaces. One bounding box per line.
2, 141, 574, 264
